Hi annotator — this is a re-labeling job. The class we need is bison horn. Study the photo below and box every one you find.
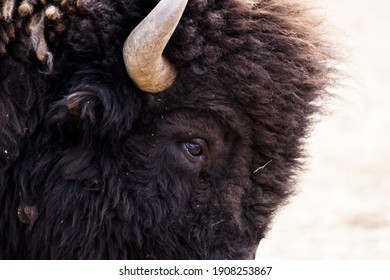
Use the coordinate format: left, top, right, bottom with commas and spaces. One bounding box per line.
122, 0, 188, 93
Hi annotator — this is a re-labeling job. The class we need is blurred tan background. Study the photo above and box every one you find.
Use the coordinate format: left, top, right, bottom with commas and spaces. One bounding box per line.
256, 0, 390, 259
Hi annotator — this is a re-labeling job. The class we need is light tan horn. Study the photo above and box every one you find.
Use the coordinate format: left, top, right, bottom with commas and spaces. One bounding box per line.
123, 0, 188, 93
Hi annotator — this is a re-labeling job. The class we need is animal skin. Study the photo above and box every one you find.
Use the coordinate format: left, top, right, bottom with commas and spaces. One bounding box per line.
0, 0, 335, 259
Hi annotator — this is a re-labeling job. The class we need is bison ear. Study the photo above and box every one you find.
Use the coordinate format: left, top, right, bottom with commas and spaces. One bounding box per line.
66, 91, 100, 123
122, 0, 188, 93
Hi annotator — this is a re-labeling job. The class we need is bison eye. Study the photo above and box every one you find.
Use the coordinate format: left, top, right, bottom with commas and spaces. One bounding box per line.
185, 142, 202, 156
181, 138, 207, 162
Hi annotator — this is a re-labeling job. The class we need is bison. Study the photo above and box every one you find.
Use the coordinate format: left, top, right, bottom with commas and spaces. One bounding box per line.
0, 0, 335, 259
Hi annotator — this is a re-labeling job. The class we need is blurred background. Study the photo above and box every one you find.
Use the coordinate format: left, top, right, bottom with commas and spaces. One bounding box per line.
256, 0, 390, 259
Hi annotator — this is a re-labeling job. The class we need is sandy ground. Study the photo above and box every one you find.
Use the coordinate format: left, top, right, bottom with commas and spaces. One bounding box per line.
256, 0, 390, 259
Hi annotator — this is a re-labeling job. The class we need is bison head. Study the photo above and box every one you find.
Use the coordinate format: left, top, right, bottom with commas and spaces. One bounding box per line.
0, 0, 335, 259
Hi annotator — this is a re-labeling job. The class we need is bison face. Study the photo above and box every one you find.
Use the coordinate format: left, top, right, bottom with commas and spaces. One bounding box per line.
13, 86, 257, 259
0, 0, 334, 259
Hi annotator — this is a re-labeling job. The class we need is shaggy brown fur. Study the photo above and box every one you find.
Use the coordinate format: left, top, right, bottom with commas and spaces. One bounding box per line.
0, 0, 335, 259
